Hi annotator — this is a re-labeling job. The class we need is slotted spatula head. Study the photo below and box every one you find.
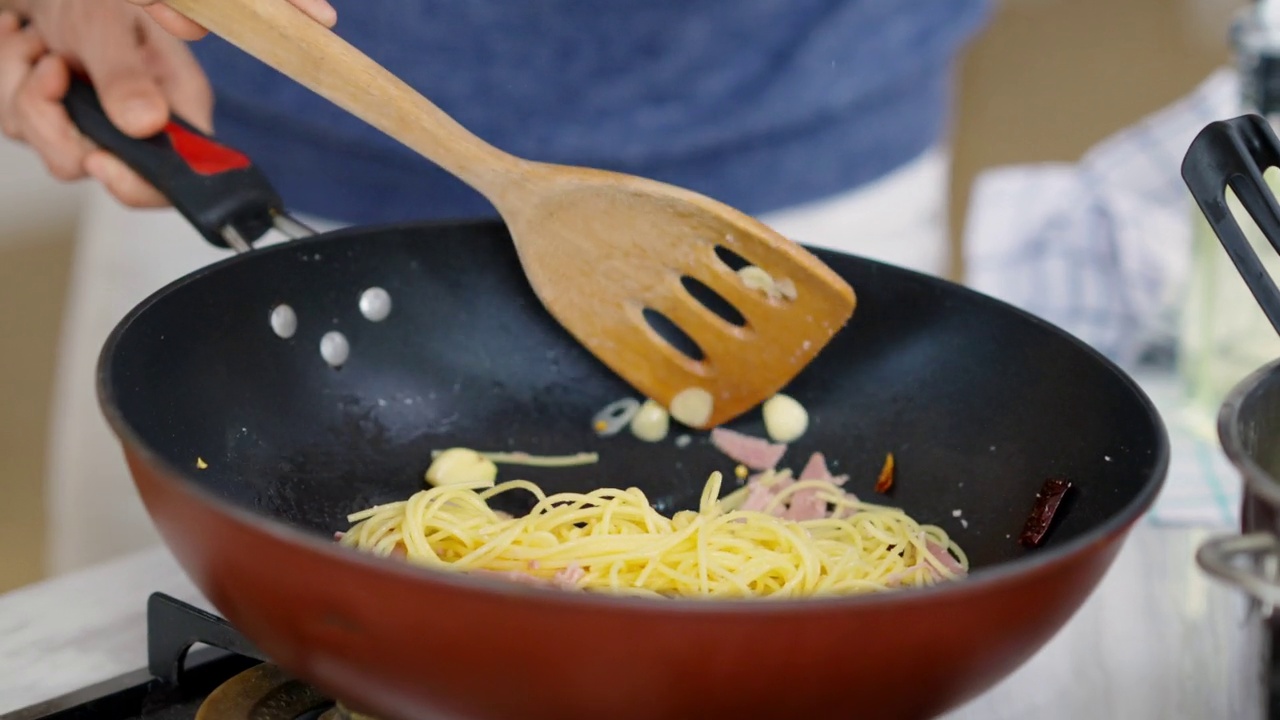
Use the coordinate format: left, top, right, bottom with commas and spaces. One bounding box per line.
499, 166, 857, 429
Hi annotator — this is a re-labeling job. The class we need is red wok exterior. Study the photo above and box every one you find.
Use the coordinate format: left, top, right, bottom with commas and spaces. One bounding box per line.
125, 444, 1136, 720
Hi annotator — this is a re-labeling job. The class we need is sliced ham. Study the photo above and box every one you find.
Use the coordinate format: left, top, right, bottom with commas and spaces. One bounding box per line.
473, 569, 549, 587
333, 531, 346, 542
746, 471, 795, 491
926, 540, 967, 577
797, 451, 850, 488
734, 456, 861, 521
781, 487, 828, 522
470, 563, 587, 591
710, 428, 787, 471
740, 482, 779, 513
552, 564, 587, 589
798, 452, 831, 481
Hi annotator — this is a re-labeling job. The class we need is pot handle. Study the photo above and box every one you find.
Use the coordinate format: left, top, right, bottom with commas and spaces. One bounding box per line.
1182, 115, 1280, 336
61, 75, 314, 251
1196, 532, 1280, 606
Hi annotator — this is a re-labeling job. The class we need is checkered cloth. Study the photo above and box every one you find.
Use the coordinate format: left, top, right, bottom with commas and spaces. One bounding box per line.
962, 68, 1243, 528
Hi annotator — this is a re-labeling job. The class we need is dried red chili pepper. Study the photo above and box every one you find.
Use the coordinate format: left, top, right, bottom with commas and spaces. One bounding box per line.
1019, 477, 1072, 548
874, 453, 895, 494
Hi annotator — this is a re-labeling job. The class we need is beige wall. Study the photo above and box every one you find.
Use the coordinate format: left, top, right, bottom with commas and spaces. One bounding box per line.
949, 0, 1241, 277
0, 0, 1248, 592
0, 141, 81, 591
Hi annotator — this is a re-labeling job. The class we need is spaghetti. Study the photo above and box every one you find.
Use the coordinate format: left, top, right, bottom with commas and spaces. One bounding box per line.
338, 457, 968, 599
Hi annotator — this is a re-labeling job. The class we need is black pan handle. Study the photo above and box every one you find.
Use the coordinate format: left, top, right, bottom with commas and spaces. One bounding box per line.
61, 74, 305, 250
1182, 114, 1280, 337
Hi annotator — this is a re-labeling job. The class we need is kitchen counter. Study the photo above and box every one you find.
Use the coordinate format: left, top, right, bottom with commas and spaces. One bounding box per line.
0, 525, 1265, 719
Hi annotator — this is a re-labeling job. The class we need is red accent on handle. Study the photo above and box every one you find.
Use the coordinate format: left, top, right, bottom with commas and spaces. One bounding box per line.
162, 121, 252, 175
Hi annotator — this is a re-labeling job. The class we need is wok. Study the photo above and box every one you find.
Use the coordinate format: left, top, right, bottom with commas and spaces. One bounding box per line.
76, 77, 1169, 719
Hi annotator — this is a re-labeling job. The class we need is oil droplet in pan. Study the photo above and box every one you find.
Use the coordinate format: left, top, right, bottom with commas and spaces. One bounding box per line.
270, 304, 297, 339
359, 287, 393, 322
320, 331, 350, 367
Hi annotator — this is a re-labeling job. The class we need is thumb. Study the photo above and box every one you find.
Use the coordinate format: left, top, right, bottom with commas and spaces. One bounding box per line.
77, 11, 168, 138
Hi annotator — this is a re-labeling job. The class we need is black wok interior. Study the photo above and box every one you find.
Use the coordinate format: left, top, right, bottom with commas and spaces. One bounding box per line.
101, 220, 1166, 571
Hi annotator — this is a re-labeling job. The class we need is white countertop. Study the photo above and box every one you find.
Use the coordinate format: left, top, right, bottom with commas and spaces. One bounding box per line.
0, 525, 1265, 719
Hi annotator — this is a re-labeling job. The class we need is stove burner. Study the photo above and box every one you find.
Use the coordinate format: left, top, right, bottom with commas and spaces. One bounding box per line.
194, 663, 385, 720
195, 664, 328, 719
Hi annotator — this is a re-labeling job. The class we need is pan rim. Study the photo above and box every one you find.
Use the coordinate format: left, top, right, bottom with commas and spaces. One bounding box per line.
96, 218, 1171, 614
1219, 357, 1280, 510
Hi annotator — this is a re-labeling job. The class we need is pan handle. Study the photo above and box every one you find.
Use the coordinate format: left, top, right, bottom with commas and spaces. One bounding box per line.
1196, 532, 1280, 608
1181, 114, 1280, 337
61, 75, 314, 251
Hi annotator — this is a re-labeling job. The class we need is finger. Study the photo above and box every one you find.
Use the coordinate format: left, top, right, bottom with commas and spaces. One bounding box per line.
14, 55, 91, 181
139, 21, 213, 132
0, 19, 46, 139
138, 0, 335, 40
141, 5, 207, 41
84, 150, 169, 208
289, 0, 338, 27
77, 11, 168, 138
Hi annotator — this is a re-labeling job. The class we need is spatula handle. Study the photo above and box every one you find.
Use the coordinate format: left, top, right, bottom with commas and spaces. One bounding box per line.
164, 0, 522, 199
1182, 115, 1280, 338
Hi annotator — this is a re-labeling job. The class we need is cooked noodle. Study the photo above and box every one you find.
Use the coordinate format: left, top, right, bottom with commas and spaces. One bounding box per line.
338, 469, 968, 599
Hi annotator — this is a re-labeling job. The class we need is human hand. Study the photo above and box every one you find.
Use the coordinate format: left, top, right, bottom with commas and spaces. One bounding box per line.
125, 0, 337, 41
0, 0, 214, 207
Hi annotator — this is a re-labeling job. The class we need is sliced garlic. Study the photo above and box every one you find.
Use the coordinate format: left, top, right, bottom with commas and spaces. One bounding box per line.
669, 387, 714, 428
630, 399, 670, 442
737, 265, 796, 302
425, 448, 498, 488
762, 393, 808, 443
738, 265, 775, 294
775, 277, 798, 301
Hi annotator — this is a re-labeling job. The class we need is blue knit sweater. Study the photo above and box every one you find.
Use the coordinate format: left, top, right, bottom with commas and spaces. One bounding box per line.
191, 0, 991, 224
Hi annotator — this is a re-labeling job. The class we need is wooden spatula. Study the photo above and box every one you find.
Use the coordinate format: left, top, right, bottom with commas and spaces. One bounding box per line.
164, 0, 856, 429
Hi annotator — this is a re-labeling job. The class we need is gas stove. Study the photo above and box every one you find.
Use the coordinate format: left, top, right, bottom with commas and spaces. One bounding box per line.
0, 593, 371, 720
